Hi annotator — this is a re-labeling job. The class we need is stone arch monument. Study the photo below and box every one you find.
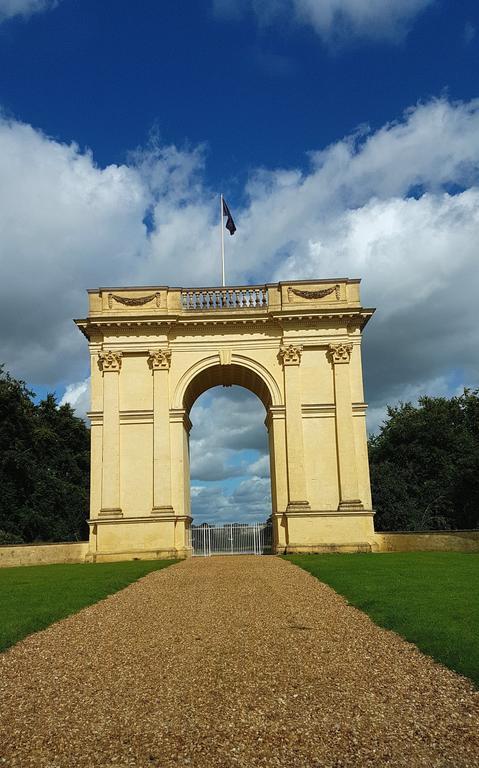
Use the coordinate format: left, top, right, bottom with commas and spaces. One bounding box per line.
75, 278, 375, 561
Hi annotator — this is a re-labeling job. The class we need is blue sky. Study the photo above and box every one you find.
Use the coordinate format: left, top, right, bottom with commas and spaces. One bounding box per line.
0, 1, 477, 189
0, 0, 478, 524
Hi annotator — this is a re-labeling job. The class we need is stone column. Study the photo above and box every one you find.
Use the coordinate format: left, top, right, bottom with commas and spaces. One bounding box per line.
148, 349, 174, 516
279, 345, 310, 513
328, 343, 363, 510
98, 350, 122, 517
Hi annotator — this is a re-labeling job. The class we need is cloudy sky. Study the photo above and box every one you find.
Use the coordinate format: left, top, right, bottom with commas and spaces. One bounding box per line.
0, 0, 478, 524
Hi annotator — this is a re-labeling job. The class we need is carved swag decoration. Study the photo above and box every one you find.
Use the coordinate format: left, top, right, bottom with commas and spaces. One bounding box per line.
98, 350, 123, 371
288, 284, 340, 301
108, 292, 161, 308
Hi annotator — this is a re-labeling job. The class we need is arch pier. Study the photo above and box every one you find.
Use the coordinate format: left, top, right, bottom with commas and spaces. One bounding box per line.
75, 279, 375, 561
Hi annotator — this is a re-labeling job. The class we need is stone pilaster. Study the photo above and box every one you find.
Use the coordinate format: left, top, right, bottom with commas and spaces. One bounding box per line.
328, 343, 363, 511
98, 350, 122, 517
148, 349, 174, 516
265, 405, 288, 552
170, 408, 190, 520
279, 345, 310, 513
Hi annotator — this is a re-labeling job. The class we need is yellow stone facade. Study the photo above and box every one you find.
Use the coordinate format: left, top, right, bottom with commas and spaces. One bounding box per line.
75, 279, 376, 561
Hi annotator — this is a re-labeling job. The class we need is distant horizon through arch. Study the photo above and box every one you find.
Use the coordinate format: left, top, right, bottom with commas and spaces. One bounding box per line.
188, 384, 271, 528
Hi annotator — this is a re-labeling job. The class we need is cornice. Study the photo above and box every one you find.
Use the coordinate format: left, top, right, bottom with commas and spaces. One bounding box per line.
75, 308, 374, 342
88, 515, 192, 526
273, 308, 374, 326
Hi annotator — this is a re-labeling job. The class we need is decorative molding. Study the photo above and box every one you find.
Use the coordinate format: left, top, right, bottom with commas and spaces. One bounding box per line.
148, 348, 172, 370
338, 500, 364, 511
288, 284, 340, 301
99, 507, 123, 518
120, 410, 153, 425
87, 515, 192, 526
278, 344, 303, 366
328, 343, 353, 364
108, 292, 161, 308
151, 505, 175, 517
302, 403, 336, 418
98, 350, 122, 372
347, 319, 362, 334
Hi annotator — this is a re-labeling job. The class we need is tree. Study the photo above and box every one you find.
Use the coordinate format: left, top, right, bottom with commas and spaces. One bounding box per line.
369, 390, 479, 531
0, 365, 90, 543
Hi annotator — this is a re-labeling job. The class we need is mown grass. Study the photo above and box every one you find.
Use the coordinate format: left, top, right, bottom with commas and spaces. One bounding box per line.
0, 559, 177, 652
285, 552, 479, 686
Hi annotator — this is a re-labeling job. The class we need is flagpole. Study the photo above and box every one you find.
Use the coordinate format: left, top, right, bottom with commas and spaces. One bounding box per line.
220, 193, 225, 287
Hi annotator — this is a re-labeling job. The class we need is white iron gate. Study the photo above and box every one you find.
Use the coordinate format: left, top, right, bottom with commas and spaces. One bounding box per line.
190, 522, 272, 556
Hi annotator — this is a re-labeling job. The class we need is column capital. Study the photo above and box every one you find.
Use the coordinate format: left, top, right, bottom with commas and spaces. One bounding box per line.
279, 344, 303, 367
98, 350, 122, 372
328, 343, 353, 364
148, 348, 172, 370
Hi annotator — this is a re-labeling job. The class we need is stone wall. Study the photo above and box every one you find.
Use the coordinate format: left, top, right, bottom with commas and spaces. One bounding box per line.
0, 542, 89, 568
1, 531, 479, 567
374, 530, 479, 553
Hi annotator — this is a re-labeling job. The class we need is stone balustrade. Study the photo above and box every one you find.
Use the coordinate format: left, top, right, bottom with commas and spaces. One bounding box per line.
180, 286, 268, 311
82, 279, 365, 319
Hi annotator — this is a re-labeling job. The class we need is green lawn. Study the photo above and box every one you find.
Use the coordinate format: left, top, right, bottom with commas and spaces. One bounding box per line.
285, 552, 479, 686
0, 559, 177, 653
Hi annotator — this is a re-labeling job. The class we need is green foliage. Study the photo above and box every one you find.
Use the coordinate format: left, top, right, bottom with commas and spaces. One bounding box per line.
0, 365, 90, 543
0, 559, 177, 652
286, 553, 479, 686
369, 390, 479, 531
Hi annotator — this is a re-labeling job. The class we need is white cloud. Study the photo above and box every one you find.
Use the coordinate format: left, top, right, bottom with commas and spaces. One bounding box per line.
190, 450, 246, 482
0, 0, 58, 23
0, 116, 150, 385
189, 387, 269, 481
249, 454, 271, 478
1, 96, 479, 450
191, 477, 271, 525
213, 0, 435, 43
190, 388, 268, 452
293, 0, 434, 42
277, 187, 479, 422
59, 378, 90, 420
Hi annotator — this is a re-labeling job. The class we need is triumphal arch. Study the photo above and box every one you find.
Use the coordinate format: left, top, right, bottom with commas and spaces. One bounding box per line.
75, 278, 375, 561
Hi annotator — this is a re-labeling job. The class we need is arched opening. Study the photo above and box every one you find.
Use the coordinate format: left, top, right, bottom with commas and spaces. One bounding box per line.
181, 363, 276, 555
182, 362, 274, 413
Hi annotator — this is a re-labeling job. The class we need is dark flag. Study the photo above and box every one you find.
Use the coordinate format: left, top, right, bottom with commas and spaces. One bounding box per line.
222, 198, 236, 235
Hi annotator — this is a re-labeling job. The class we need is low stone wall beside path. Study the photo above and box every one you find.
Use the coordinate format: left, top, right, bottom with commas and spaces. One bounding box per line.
1, 531, 479, 567
375, 530, 479, 553
0, 542, 89, 568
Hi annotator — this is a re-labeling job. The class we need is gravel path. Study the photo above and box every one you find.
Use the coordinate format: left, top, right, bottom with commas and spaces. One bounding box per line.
1, 556, 479, 768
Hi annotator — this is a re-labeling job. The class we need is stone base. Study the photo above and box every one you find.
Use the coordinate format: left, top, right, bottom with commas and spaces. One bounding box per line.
286, 501, 311, 513
337, 500, 364, 511
87, 547, 188, 563
282, 508, 375, 554
87, 515, 191, 564
151, 506, 175, 517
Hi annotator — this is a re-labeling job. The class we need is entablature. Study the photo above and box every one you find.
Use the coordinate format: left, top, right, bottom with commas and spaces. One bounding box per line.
75, 278, 375, 341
